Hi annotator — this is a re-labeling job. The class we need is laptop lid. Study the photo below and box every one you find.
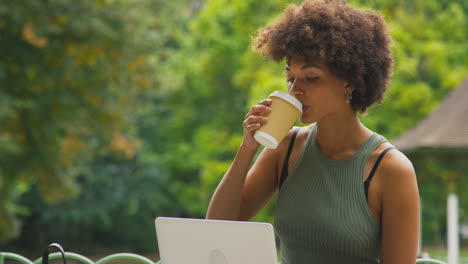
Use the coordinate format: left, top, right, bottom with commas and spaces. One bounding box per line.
155, 217, 278, 264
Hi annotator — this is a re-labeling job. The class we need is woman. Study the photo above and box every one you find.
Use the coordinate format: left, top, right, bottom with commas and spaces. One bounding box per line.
206, 0, 420, 263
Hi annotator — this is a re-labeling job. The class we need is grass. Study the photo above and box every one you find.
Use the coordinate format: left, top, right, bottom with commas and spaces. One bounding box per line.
423, 246, 468, 264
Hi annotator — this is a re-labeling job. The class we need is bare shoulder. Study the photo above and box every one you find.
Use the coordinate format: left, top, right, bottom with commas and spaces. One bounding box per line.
377, 145, 419, 198
272, 125, 313, 174
257, 126, 303, 169
275, 125, 313, 152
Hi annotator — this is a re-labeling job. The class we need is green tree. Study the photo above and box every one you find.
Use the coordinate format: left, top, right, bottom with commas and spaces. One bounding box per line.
0, 0, 155, 242
2, 0, 209, 252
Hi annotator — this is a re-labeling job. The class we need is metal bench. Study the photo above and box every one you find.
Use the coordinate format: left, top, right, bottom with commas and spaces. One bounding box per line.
0, 252, 160, 264
1, 251, 449, 264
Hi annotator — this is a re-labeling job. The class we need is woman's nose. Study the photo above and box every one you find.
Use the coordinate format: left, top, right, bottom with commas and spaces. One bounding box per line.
289, 78, 303, 96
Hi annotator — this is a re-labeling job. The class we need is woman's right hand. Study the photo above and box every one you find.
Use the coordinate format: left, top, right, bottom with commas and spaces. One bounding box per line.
241, 98, 272, 150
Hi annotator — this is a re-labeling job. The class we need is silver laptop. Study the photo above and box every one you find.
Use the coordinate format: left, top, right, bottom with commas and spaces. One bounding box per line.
155, 217, 278, 264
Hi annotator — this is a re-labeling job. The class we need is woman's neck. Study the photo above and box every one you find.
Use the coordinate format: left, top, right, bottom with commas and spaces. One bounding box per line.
315, 111, 372, 160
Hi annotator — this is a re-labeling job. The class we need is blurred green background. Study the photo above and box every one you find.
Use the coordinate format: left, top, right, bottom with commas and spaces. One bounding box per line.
0, 0, 467, 260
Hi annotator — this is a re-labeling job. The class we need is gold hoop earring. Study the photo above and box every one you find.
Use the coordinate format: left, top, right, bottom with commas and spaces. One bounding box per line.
345, 91, 352, 104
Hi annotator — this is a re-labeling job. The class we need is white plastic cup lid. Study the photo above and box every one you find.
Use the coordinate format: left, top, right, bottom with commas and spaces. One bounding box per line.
269, 91, 302, 112
254, 131, 279, 149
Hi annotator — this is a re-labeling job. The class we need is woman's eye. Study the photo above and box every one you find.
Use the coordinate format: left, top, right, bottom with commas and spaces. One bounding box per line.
287, 78, 295, 85
306, 77, 319, 82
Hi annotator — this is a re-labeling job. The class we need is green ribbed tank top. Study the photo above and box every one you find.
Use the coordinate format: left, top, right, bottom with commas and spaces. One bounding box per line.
274, 125, 387, 264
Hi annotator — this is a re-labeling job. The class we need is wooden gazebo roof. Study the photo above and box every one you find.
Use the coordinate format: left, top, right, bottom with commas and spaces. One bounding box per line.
393, 78, 468, 151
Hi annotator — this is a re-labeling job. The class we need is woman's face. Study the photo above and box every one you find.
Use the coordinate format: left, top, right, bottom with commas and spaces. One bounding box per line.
285, 58, 352, 124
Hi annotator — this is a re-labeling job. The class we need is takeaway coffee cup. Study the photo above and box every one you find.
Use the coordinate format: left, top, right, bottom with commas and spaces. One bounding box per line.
254, 91, 302, 149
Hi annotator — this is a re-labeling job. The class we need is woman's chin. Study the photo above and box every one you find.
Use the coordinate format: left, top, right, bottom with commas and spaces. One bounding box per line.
300, 115, 316, 125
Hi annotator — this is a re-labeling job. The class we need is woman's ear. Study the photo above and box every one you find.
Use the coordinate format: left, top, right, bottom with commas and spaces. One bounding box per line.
344, 82, 354, 104
344, 82, 354, 93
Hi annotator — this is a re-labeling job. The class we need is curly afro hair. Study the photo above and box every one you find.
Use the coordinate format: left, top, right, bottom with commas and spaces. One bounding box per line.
252, 0, 393, 113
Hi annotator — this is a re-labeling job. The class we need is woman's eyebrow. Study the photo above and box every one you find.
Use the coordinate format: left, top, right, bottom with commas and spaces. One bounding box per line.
285, 63, 321, 71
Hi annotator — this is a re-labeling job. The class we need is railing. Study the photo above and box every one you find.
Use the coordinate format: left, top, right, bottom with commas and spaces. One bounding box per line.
1, 252, 449, 264
0, 252, 160, 264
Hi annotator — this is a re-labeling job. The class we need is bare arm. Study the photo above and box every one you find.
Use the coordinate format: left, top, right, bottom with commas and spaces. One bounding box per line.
205, 143, 280, 220
380, 151, 420, 264
205, 143, 259, 220
206, 99, 283, 221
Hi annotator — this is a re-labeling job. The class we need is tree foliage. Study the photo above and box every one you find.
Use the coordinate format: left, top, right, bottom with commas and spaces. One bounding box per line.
0, 0, 156, 242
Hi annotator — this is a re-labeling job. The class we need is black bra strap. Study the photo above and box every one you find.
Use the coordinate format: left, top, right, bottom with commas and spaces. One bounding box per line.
279, 128, 301, 190
364, 146, 395, 200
